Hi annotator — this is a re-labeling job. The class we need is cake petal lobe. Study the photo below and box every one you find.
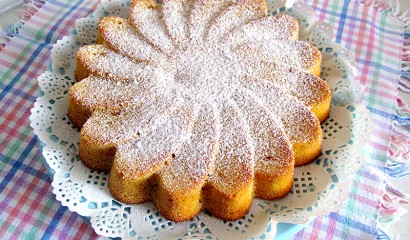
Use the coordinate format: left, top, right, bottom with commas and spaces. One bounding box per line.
130, 0, 175, 54
240, 77, 322, 166
98, 16, 162, 62
204, 101, 254, 220
109, 103, 197, 203
75, 44, 149, 81
234, 40, 322, 76
232, 89, 294, 199
153, 103, 219, 221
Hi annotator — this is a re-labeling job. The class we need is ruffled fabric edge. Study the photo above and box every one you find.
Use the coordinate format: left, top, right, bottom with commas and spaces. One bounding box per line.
0, 0, 46, 50
354, 1, 410, 239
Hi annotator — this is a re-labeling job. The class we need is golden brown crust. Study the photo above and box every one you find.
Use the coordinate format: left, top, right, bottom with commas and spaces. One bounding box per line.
312, 92, 331, 124
67, 91, 93, 128
238, 0, 268, 15
293, 131, 322, 166
151, 175, 204, 222
131, 0, 159, 9
290, 113, 322, 166
310, 46, 322, 77
79, 134, 116, 172
254, 169, 294, 199
109, 164, 153, 204
202, 180, 254, 220
74, 50, 92, 82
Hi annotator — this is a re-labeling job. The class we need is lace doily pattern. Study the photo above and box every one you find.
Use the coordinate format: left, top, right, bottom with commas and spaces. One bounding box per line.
30, 0, 372, 238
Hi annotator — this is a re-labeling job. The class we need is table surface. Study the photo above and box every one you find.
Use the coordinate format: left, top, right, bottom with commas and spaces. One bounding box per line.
2, 1, 409, 39
0, 0, 410, 239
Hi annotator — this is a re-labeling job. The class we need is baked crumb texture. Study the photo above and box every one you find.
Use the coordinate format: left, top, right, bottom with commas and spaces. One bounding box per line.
68, 0, 331, 222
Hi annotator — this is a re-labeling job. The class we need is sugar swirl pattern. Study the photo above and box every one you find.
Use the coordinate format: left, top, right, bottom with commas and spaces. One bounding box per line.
68, 0, 332, 222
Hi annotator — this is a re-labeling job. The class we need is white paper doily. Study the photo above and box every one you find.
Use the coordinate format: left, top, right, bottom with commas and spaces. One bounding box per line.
30, 0, 373, 239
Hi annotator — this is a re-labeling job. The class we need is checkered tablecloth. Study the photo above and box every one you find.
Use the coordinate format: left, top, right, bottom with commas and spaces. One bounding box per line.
1, 0, 409, 239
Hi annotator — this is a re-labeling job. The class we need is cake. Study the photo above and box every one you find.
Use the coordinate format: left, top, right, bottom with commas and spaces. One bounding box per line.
68, 0, 331, 222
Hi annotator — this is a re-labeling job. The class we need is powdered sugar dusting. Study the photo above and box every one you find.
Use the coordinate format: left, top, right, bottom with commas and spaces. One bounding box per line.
70, 75, 153, 112
162, 0, 190, 45
224, 14, 298, 46
115, 100, 196, 179
188, 0, 231, 41
243, 61, 331, 108
80, 79, 180, 145
130, 1, 175, 54
71, 0, 327, 214
170, 43, 243, 104
239, 78, 319, 143
208, 101, 254, 194
99, 16, 162, 62
232, 90, 293, 176
158, 103, 219, 193
77, 45, 149, 81
205, 3, 264, 42
234, 40, 321, 72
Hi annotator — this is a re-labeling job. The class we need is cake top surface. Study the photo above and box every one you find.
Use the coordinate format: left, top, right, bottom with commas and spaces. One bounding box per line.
71, 0, 327, 195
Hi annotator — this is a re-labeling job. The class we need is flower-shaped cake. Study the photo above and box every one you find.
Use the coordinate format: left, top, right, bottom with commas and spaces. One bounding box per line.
68, 0, 331, 221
